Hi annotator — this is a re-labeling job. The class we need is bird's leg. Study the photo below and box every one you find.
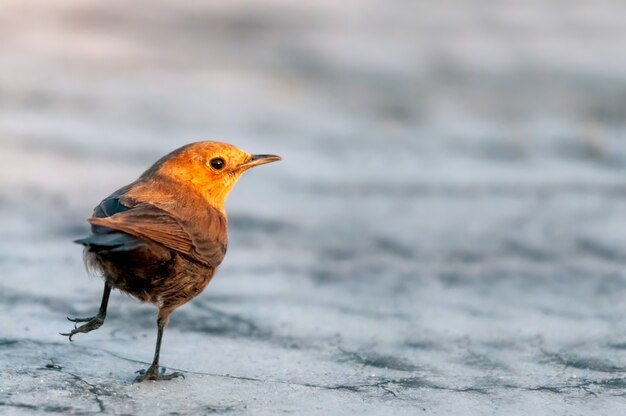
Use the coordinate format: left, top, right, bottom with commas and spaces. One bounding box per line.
61, 282, 111, 341
134, 312, 184, 383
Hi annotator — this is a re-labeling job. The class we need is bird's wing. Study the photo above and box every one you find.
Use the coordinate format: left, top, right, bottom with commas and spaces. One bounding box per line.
93, 194, 132, 218
87, 202, 195, 255
75, 194, 146, 252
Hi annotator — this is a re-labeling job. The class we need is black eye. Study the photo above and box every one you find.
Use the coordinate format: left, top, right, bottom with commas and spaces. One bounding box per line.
209, 157, 225, 170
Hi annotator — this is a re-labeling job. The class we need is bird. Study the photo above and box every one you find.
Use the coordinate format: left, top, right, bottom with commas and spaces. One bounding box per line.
61, 141, 281, 382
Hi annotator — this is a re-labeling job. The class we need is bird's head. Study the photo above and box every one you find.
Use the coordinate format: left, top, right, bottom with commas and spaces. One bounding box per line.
150, 141, 281, 212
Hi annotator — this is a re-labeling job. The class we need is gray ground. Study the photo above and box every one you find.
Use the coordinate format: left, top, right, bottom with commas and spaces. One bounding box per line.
2, 1, 626, 414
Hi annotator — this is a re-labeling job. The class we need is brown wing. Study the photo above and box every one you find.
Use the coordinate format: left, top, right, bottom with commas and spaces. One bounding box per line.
86, 177, 228, 267
88, 202, 224, 265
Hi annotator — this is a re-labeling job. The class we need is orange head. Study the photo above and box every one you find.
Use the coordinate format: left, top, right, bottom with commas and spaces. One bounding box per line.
145, 141, 281, 212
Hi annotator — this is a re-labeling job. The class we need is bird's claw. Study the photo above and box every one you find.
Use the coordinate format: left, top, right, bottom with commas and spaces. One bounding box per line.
67, 316, 95, 323
60, 314, 105, 341
134, 365, 184, 383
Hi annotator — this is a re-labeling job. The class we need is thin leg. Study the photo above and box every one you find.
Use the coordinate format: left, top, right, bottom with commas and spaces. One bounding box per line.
60, 282, 111, 341
134, 315, 184, 383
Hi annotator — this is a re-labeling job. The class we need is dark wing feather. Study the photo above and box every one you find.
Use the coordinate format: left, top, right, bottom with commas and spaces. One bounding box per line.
88, 203, 194, 255
75, 195, 145, 252
93, 195, 132, 218
74, 232, 146, 252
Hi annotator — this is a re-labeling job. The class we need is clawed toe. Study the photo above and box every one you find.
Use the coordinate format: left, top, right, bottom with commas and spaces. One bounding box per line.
67, 316, 95, 323
134, 366, 184, 383
159, 371, 184, 381
60, 315, 105, 341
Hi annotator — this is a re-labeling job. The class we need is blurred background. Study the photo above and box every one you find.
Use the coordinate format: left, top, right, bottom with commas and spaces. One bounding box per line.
2, 1, 626, 414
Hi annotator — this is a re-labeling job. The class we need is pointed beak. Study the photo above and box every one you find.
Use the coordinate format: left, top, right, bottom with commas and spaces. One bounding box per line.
242, 154, 282, 169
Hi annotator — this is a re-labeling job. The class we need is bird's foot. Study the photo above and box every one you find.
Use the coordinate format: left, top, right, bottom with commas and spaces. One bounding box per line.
134, 365, 184, 383
60, 314, 105, 341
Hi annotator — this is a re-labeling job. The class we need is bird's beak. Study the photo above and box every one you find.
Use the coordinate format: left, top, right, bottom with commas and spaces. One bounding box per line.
242, 154, 282, 169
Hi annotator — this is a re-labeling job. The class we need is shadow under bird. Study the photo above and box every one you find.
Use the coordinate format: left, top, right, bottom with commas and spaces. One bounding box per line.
61, 141, 281, 382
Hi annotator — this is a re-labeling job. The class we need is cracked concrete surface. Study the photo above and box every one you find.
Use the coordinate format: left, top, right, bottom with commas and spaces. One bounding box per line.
2, 1, 626, 414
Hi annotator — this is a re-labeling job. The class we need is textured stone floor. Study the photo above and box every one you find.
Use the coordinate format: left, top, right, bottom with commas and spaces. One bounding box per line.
2, 1, 626, 414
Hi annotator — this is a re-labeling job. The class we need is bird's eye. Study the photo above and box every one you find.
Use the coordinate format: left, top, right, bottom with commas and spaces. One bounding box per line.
209, 157, 225, 170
